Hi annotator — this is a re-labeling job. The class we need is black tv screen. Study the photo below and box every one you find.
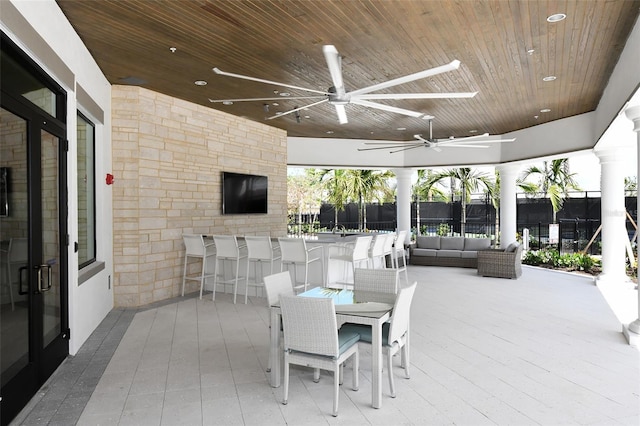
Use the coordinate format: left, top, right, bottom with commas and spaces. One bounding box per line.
222, 172, 268, 214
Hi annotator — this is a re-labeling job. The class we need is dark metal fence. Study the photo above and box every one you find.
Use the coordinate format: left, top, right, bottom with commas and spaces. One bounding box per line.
287, 192, 637, 253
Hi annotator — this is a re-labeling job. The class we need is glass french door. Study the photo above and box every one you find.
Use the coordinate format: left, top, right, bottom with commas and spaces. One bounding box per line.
0, 77, 69, 426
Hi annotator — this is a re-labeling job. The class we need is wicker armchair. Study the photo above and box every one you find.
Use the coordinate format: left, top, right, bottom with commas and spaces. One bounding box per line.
477, 243, 523, 279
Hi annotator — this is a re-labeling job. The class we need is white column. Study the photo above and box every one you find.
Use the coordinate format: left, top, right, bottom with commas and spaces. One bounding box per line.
394, 168, 413, 245
624, 105, 640, 345
497, 164, 520, 248
595, 147, 630, 284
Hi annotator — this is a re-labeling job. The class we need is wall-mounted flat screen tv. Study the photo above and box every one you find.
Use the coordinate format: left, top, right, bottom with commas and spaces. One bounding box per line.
222, 171, 268, 214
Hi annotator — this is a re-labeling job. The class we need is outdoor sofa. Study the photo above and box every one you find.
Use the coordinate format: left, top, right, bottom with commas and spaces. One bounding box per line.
409, 236, 492, 268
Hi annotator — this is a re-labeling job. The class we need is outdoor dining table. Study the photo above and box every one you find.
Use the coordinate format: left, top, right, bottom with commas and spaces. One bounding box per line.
269, 286, 393, 409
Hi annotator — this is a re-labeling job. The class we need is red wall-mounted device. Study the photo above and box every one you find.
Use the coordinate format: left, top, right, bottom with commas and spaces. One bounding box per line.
106, 173, 114, 185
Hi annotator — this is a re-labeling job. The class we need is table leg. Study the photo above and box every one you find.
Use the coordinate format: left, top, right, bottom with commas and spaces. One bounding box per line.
371, 320, 383, 408
270, 308, 281, 388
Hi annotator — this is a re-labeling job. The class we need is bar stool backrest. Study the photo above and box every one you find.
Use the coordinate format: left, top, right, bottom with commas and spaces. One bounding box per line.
245, 236, 276, 261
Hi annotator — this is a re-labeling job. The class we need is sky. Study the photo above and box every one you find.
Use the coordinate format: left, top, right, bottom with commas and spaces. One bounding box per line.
287, 151, 638, 193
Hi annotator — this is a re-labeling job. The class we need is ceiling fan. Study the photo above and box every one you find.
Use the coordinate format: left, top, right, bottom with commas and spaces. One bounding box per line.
358, 119, 516, 153
209, 45, 477, 124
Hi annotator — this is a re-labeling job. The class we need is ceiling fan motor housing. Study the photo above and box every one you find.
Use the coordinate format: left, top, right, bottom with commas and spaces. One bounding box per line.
328, 86, 349, 105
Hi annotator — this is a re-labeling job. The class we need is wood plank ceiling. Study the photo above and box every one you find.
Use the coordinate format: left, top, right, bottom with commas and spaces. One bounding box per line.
56, 0, 639, 141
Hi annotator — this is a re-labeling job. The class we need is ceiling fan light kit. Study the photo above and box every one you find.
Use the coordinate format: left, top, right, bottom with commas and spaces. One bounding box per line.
210, 45, 476, 125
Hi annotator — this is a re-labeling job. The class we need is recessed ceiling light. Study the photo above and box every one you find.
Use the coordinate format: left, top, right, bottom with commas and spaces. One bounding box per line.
540, 108, 551, 113
304, 115, 310, 119
326, 130, 334, 134
396, 127, 406, 131
527, 49, 535, 55
279, 92, 291, 97
222, 101, 233, 106
272, 102, 279, 106
534, 115, 539, 119
169, 47, 177, 53
194, 80, 207, 86
542, 76, 556, 82
547, 13, 566, 23
469, 129, 478, 133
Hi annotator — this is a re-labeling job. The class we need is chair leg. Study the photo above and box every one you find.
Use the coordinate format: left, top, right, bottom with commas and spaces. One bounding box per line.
401, 341, 410, 378
283, 355, 291, 406
313, 368, 320, 383
212, 258, 219, 301
199, 256, 206, 299
352, 351, 359, 391
182, 255, 188, 297
233, 259, 239, 304
332, 366, 340, 417
387, 349, 396, 398
245, 258, 251, 305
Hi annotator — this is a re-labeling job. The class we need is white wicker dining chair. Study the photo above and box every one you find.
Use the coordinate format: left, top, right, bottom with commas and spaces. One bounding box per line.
341, 281, 417, 398
263, 271, 295, 374
353, 268, 398, 304
280, 295, 360, 417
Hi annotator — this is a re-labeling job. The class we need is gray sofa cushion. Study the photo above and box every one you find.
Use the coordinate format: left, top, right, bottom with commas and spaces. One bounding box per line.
412, 248, 438, 257
464, 238, 491, 251
440, 237, 464, 250
461, 251, 478, 259
504, 242, 519, 252
436, 250, 462, 258
416, 236, 440, 249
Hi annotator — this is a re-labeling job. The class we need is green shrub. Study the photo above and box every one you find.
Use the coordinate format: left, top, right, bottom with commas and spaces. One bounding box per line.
436, 223, 450, 236
522, 249, 597, 272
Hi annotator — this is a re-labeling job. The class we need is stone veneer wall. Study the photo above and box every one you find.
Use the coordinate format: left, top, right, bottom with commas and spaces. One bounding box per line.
111, 86, 288, 307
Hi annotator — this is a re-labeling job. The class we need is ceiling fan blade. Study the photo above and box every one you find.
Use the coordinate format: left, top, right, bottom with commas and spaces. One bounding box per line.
209, 96, 325, 103
348, 60, 461, 97
323, 45, 345, 96
413, 134, 430, 143
436, 135, 516, 145
355, 92, 477, 100
213, 67, 328, 95
334, 104, 348, 124
436, 144, 490, 148
358, 143, 422, 152
266, 99, 328, 120
390, 145, 427, 154
351, 99, 426, 118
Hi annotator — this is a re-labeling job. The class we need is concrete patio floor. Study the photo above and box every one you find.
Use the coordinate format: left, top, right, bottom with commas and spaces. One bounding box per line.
13, 265, 640, 425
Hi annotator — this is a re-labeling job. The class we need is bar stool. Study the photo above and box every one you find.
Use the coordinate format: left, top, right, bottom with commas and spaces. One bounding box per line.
212, 235, 247, 304
326, 235, 372, 288
393, 230, 409, 283
277, 237, 324, 293
381, 233, 395, 268
368, 234, 388, 268
181, 234, 216, 299
244, 236, 281, 304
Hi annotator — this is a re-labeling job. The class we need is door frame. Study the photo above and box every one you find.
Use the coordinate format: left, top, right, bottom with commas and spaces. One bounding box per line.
1, 33, 69, 426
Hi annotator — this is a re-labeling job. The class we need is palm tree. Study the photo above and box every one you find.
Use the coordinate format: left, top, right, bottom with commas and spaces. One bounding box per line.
423, 168, 494, 237
344, 169, 394, 230
311, 169, 393, 230
309, 169, 352, 227
520, 158, 581, 223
